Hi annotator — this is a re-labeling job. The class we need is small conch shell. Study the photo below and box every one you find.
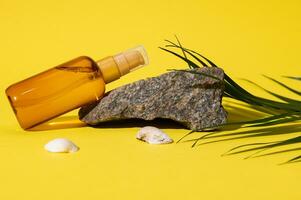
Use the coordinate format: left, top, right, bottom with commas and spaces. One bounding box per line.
136, 126, 173, 144
44, 138, 79, 153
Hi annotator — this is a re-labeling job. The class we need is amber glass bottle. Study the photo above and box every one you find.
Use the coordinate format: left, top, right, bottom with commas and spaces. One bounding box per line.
6, 46, 148, 129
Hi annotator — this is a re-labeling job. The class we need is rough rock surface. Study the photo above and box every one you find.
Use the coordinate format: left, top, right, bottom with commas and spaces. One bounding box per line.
79, 67, 227, 130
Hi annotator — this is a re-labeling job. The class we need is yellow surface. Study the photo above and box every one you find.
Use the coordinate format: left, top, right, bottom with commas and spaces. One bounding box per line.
0, 0, 300, 199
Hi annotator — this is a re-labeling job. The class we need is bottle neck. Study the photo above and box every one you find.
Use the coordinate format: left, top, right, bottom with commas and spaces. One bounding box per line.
96, 56, 121, 84
96, 49, 146, 84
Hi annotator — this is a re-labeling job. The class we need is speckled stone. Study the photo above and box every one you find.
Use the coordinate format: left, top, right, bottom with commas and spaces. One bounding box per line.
79, 67, 227, 131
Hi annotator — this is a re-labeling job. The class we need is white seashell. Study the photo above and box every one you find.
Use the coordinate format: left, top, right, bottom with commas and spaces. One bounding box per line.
136, 126, 173, 144
44, 138, 79, 153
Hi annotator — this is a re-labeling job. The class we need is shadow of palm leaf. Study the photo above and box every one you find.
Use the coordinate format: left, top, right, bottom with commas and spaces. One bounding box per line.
193, 124, 301, 144
252, 147, 301, 158
178, 124, 300, 164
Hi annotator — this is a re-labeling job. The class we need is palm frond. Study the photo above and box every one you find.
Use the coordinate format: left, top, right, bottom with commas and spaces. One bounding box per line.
242, 79, 301, 105
263, 75, 301, 96
160, 37, 301, 163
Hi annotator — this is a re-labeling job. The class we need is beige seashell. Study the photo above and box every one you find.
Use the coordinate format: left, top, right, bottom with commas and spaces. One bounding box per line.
44, 138, 79, 153
136, 126, 173, 144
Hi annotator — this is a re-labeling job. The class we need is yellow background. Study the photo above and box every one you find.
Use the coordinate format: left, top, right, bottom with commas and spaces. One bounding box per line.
0, 0, 300, 199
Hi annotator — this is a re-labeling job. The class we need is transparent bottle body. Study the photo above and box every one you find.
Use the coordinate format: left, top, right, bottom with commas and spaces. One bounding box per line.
6, 56, 105, 129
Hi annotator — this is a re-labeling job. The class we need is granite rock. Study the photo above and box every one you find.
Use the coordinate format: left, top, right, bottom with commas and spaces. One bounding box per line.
79, 67, 227, 131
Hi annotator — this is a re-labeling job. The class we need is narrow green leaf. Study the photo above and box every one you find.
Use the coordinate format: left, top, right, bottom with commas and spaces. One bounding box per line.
175, 36, 192, 69
159, 47, 200, 69
264, 75, 301, 96
246, 115, 301, 127
243, 79, 301, 105
225, 80, 301, 111
165, 39, 192, 69
165, 44, 217, 67
165, 43, 208, 67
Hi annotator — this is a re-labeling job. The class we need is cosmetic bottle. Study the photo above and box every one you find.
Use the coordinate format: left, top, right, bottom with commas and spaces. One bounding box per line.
6, 46, 148, 129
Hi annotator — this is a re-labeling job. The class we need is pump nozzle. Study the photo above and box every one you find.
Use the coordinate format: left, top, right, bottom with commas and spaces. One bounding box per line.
97, 45, 149, 83
113, 45, 149, 75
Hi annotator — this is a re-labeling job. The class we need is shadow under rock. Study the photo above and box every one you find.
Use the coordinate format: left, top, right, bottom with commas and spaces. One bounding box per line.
27, 95, 279, 133
28, 116, 184, 131
90, 103, 268, 130
90, 118, 185, 129
28, 99, 268, 132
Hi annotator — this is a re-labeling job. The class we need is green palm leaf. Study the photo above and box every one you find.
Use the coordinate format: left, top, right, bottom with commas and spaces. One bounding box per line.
160, 37, 301, 163
263, 75, 301, 96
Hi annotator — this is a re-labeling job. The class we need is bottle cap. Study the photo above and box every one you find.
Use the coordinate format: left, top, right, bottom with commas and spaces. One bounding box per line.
113, 45, 149, 76
97, 45, 149, 83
